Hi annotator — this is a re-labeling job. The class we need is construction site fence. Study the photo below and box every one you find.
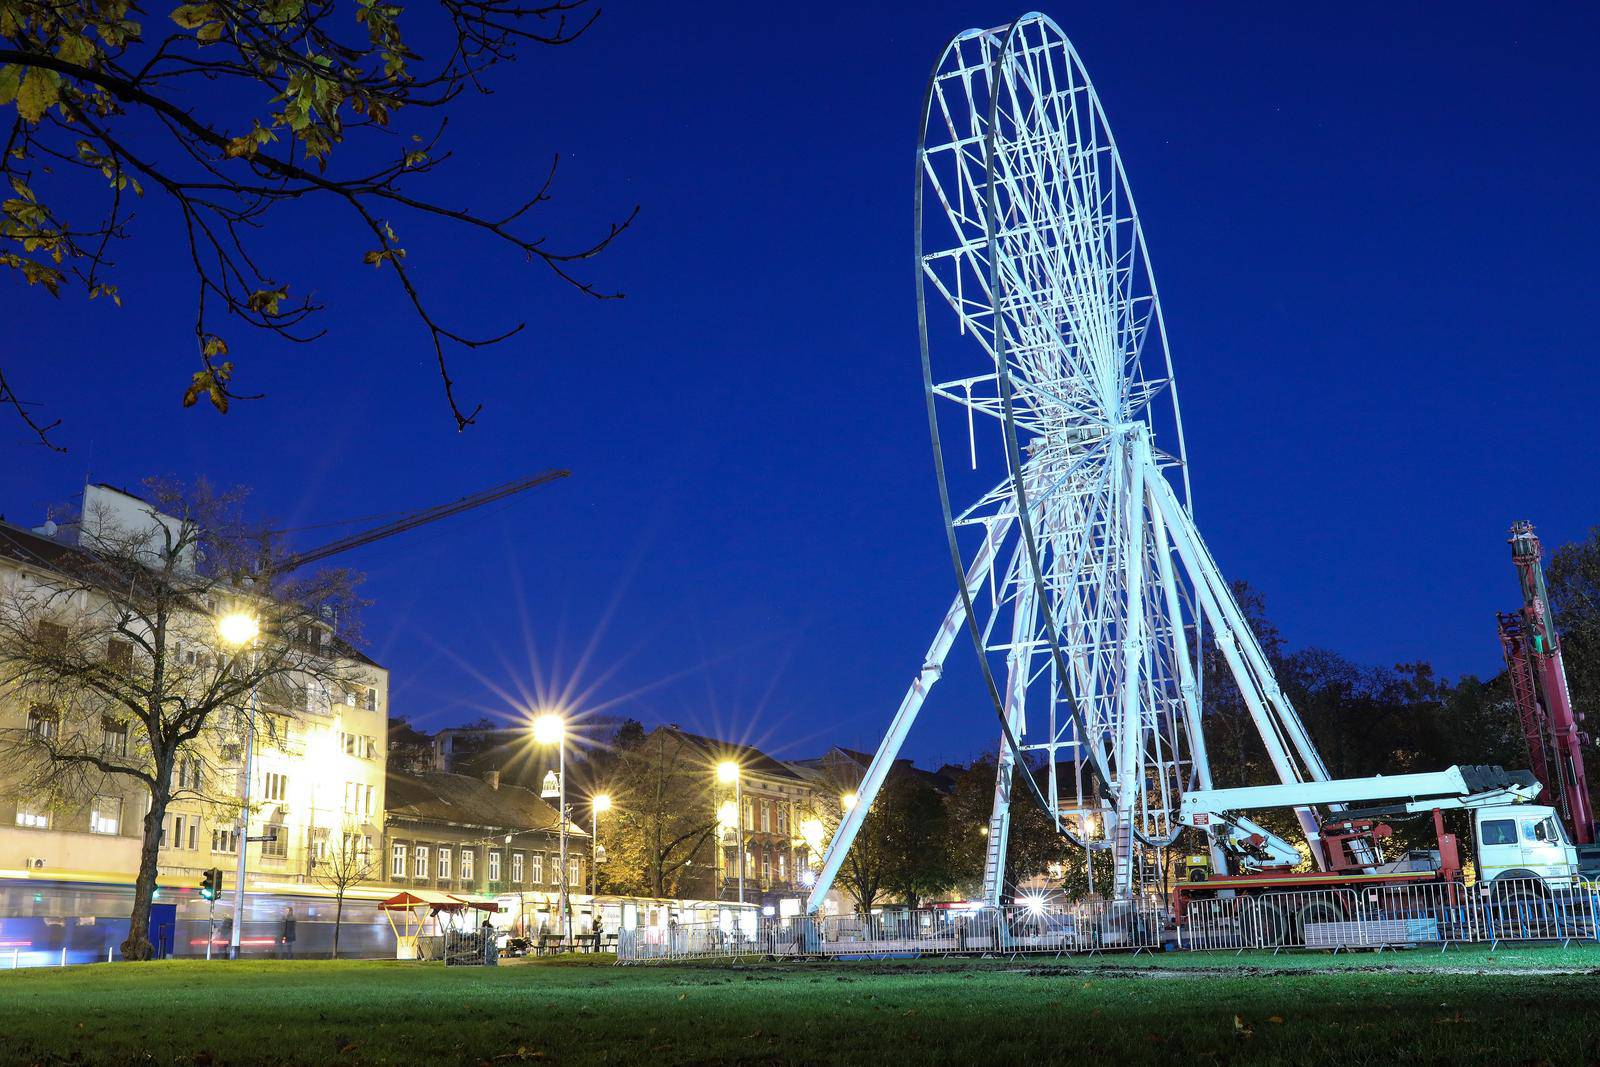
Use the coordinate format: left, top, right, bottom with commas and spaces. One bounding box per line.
616, 878, 1600, 963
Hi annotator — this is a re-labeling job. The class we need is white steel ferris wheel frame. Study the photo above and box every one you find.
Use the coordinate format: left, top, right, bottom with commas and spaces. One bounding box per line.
806, 13, 1332, 910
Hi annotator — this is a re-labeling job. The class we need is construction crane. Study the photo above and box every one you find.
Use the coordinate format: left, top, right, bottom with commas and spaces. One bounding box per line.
268, 469, 569, 577
1496, 521, 1594, 845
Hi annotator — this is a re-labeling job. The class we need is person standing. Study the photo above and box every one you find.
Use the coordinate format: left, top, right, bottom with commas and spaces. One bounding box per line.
590, 913, 604, 953
280, 906, 297, 959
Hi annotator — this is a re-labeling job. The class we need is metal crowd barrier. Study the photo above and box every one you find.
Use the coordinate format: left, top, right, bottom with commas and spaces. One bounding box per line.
616, 878, 1600, 963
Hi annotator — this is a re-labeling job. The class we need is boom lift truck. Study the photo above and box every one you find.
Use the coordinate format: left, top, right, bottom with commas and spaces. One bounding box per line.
1173, 764, 1600, 907
1171, 521, 1600, 927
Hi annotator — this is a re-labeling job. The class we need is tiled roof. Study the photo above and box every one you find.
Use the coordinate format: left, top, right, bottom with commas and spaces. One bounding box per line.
656, 727, 806, 783
385, 769, 588, 837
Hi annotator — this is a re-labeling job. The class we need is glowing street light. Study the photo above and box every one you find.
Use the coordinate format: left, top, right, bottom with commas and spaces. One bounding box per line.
531, 712, 565, 746
216, 610, 260, 961
715, 760, 744, 906
589, 793, 611, 896
531, 711, 570, 942
217, 611, 259, 648
840, 792, 858, 812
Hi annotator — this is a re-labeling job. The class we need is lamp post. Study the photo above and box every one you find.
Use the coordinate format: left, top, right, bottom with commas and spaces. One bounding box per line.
590, 794, 611, 897
716, 760, 743, 906
217, 610, 260, 961
532, 712, 568, 943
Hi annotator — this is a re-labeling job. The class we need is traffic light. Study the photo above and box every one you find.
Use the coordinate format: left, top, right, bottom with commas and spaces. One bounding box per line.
199, 868, 223, 901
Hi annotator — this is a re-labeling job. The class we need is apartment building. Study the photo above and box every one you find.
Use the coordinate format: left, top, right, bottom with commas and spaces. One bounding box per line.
382, 767, 588, 936
0, 484, 388, 903
643, 728, 816, 905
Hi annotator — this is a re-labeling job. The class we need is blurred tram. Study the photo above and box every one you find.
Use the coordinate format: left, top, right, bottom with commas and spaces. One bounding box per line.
0, 875, 394, 966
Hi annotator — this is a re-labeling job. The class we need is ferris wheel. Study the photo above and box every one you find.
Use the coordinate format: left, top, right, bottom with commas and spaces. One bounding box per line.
808, 13, 1333, 905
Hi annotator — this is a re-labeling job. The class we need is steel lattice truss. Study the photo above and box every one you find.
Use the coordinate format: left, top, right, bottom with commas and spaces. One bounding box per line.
808, 14, 1333, 908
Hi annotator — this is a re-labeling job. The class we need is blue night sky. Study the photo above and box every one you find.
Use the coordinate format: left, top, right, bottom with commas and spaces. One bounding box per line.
4, 4, 1598, 769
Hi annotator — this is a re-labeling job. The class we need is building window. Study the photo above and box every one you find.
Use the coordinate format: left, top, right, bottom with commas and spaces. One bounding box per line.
415, 845, 429, 878
27, 706, 58, 740
177, 757, 204, 792
760, 800, 770, 833
309, 827, 329, 865
460, 849, 475, 883
106, 637, 133, 671
260, 714, 293, 751
262, 824, 288, 858
364, 687, 378, 712
488, 851, 501, 883
528, 853, 542, 884
344, 782, 374, 816
438, 848, 451, 880
568, 858, 580, 888
342, 832, 372, 863
391, 843, 407, 878
777, 805, 788, 835
168, 813, 199, 850
101, 719, 129, 757
15, 807, 49, 829
90, 796, 122, 835
262, 772, 288, 802
778, 852, 787, 880
212, 827, 238, 853
512, 852, 525, 884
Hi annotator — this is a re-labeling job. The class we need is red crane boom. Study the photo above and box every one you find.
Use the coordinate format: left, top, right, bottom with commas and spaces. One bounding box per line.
1495, 521, 1593, 844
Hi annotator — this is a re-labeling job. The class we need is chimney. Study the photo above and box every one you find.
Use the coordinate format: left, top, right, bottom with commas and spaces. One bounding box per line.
484, 770, 501, 791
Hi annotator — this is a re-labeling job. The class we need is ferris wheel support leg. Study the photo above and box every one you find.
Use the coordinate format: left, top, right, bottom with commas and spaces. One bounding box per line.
1112, 437, 1152, 898
805, 516, 1011, 914
1141, 465, 1328, 862
1148, 487, 1227, 873
980, 570, 1039, 905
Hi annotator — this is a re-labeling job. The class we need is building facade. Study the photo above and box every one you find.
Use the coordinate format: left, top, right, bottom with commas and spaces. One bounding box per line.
382, 767, 591, 936
645, 728, 817, 907
0, 485, 389, 915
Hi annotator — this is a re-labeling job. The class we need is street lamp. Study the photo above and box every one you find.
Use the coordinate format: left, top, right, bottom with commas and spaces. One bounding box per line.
216, 610, 259, 961
590, 793, 611, 896
716, 760, 744, 906
532, 711, 569, 942
840, 792, 858, 812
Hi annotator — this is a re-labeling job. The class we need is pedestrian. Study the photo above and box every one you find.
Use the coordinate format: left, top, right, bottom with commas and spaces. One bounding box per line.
590, 913, 604, 953
280, 906, 297, 959
481, 917, 498, 965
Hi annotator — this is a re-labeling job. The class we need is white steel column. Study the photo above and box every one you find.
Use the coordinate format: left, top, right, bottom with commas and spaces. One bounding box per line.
806, 511, 1015, 913
1112, 432, 1150, 895
980, 560, 1039, 904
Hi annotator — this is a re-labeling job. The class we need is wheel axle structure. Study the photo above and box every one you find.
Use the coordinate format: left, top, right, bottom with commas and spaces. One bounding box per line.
806, 12, 1333, 908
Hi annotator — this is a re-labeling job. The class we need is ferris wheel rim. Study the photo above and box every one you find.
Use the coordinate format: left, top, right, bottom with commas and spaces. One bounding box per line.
915, 13, 1189, 851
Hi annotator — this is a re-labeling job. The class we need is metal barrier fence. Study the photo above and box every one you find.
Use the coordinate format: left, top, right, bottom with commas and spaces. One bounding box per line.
617, 878, 1600, 963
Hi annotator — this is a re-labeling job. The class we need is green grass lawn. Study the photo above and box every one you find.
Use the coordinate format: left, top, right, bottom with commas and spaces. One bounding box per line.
3, 948, 1599, 1065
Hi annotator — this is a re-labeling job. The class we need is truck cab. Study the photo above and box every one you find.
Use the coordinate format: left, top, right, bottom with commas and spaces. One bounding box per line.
1473, 803, 1598, 888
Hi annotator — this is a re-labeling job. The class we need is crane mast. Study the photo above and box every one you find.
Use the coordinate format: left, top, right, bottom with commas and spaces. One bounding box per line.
1496, 521, 1593, 844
